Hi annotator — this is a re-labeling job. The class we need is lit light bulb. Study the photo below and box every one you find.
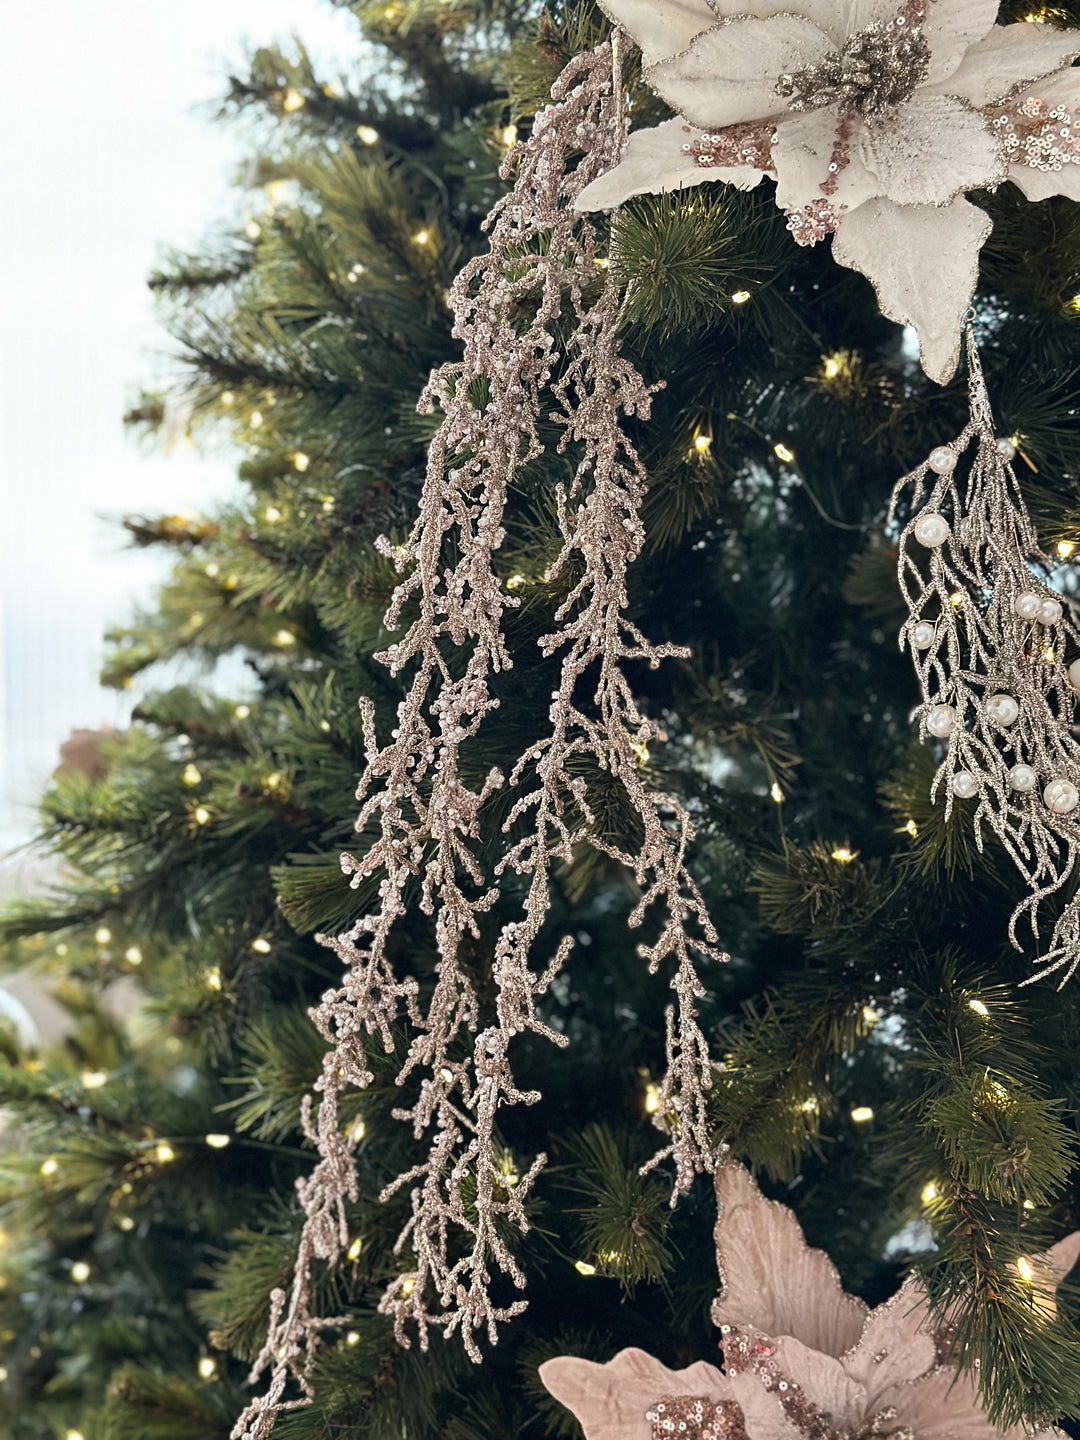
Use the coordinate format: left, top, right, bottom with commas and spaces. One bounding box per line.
291, 452, 310, 472
118, 1216, 135, 1231
501, 124, 518, 147
1058, 541, 1075, 558
823, 355, 842, 379
194, 806, 211, 825
205, 1134, 231, 1149
921, 1181, 939, 1204
850, 1105, 874, 1124
347, 1116, 366, 1144
234, 705, 251, 720
413, 229, 430, 246
830, 846, 855, 864
770, 782, 784, 804
155, 1142, 176, 1164
65, 1431, 84, 1440
125, 945, 143, 965
357, 125, 380, 145
251, 937, 272, 954
182, 763, 202, 786
282, 86, 305, 112
773, 442, 795, 463
205, 562, 220, 578
799, 1096, 819, 1114
319, 720, 331, 732
861, 1006, 880, 1026
245, 221, 261, 241
346, 1329, 360, 1345
731, 290, 751, 305
400, 1277, 415, 1295
644, 1083, 662, 1114
71, 1261, 91, 1283
221, 391, 235, 407
348, 1237, 363, 1261
968, 998, 989, 1018
264, 506, 282, 524
41, 1158, 59, 1177
94, 927, 112, 945
949, 591, 964, 608
273, 629, 296, 647
693, 433, 712, 456
574, 1260, 597, 1276
1016, 1255, 1035, 1282
81, 1070, 108, 1090
198, 1356, 217, 1379
506, 573, 526, 590
204, 966, 223, 991
250, 410, 264, 428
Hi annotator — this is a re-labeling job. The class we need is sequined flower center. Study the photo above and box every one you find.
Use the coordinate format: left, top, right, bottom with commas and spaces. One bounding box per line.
646, 1396, 750, 1440
775, 12, 931, 117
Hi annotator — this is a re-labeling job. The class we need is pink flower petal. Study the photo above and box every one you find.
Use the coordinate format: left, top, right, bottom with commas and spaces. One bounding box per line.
540, 1349, 734, 1440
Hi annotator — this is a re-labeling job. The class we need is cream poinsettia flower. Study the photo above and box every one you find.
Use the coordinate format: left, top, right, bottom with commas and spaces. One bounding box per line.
541, 1163, 1080, 1440
575, 0, 1080, 383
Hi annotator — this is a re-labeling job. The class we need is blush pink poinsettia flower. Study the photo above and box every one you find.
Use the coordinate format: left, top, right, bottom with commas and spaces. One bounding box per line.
541, 1163, 1080, 1440
575, 0, 1080, 383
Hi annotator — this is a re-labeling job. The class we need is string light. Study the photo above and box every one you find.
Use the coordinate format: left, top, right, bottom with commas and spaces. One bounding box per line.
264, 506, 282, 524
949, 591, 964, 608
644, 1082, 662, 1114
118, 1216, 135, 1231
347, 1116, 366, 1144
347, 1237, 363, 1261
291, 453, 310, 472
204, 966, 223, 991
823, 355, 842, 379
155, 1142, 177, 1164
850, 1105, 874, 1124
250, 410, 264, 428
501, 124, 518, 147
693, 432, 712, 457
506, 573, 526, 590
264, 772, 283, 791
94, 927, 112, 945
281, 87, 305, 112
773, 442, 795, 463
273, 629, 296, 647
244, 221, 261, 241
770, 781, 784, 804
1016, 1255, 1036, 1282
251, 937, 272, 954
861, 1006, 880, 1026
574, 1260, 597, 1276
71, 1261, 91, 1283
831, 845, 856, 863
399, 1277, 415, 1296
346, 1330, 360, 1345
731, 290, 751, 304
220, 391, 235, 407
968, 998, 989, 1018
319, 720, 331, 733
193, 806, 211, 826
205, 562, 220, 578
234, 705, 251, 720
40, 1158, 59, 1177
904, 818, 918, 838
921, 1181, 939, 1204
198, 1357, 218, 1379
182, 763, 202, 787
357, 125, 379, 145
65, 1431, 85, 1440
799, 1096, 819, 1114
413, 229, 431, 246
205, 1134, 231, 1149
81, 1070, 108, 1090
1058, 540, 1075, 558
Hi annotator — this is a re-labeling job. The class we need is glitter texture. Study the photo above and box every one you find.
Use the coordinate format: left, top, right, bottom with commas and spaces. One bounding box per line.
775, 2, 931, 118
679, 120, 776, 170
989, 95, 1080, 174
646, 1396, 750, 1440
892, 324, 1080, 983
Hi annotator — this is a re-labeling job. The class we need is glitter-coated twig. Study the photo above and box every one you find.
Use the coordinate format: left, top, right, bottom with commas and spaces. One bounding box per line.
233, 41, 666, 1438
892, 324, 1080, 985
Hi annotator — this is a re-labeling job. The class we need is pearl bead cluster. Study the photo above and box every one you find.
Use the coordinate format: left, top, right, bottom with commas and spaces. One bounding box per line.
925, 695, 1080, 814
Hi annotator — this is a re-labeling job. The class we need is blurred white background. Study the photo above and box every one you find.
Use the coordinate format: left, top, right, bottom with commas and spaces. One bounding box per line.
0, 0, 356, 860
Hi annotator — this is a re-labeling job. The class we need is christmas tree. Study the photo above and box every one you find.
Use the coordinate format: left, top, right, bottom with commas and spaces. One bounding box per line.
5, 1, 1080, 1437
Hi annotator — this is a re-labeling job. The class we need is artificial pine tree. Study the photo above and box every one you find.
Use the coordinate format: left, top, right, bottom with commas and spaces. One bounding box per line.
5, 2, 1080, 1437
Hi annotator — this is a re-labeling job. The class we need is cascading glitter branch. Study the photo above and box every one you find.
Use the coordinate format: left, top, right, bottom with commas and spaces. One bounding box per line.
892, 324, 1080, 986
234, 39, 727, 1440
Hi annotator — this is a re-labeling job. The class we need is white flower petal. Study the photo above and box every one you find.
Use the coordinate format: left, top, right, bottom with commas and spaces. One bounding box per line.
922, 0, 999, 85
648, 15, 833, 130
540, 1349, 734, 1440
597, 0, 716, 67
831, 195, 993, 383
574, 118, 766, 210
1005, 68, 1080, 202
859, 93, 1005, 206
772, 110, 880, 213
768, 1335, 869, 1425
924, 22, 1080, 106
709, 0, 852, 45
711, 1164, 868, 1359
840, 1278, 937, 1409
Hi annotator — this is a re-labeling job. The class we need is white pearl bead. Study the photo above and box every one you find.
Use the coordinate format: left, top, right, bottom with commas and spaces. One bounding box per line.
925, 704, 956, 738
928, 445, 957, 475
1040, 597, 1063, 625
1044, 778, 1080, 815
1068, 659, 1080, 691
913, 512, 950, 548
1008, 764, 1038, 793
997, 438, 1016, 461
951, 770, 978, 799
986, 692, 1019, 726
911, 621, 936, 650
1014, 591, 1043, 621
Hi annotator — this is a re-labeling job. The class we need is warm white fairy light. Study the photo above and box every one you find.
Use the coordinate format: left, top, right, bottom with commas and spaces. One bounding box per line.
831, 845, 855, 863
282, 87, 305, 112
1016, 1255, 1036, 1282
347, 1237, 363, 1261
730, 290, 750, 305
413, 228, 430, 246
644, 1082, 662, 1114
204, 966, 223, 992
921, 1181, 939, 1204
574, 1261, 597, 1277
272, 629, 296, 647
501, 124, 518, 147
346, 1330, 360, 1345
770, 782, 784, 804
773, 442, 795, 463
198, 1357, 218, 1379
357, 125, 379, 145
70, 1261, 90, 1283
193, 806, 211, 826
968, 998, 990, 1018
40, 1158, 59, 1177
235, 705, 251, 720
182, 763, 202, 786
291, 452, 310, 472
94, 927, 111, 945
205, 1134, 231, 1149
850, 1106, 874, 1124
81, 1070, 108, 1090
155, 1142, 176, 1164
251, 937, 272, 954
